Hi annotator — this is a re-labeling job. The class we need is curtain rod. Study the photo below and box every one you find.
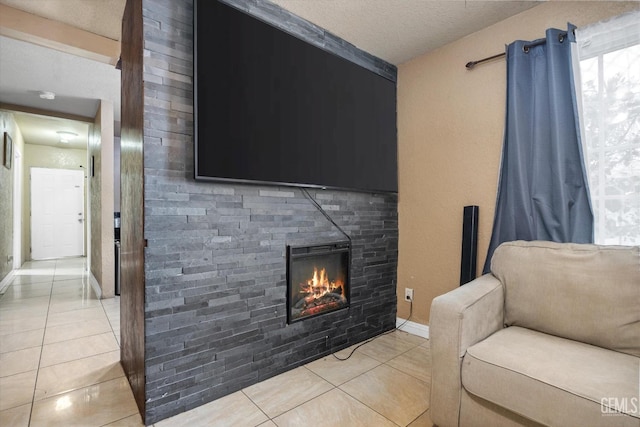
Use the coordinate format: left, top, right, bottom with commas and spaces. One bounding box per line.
465, 31, 568, 70
465, 52, 505, 69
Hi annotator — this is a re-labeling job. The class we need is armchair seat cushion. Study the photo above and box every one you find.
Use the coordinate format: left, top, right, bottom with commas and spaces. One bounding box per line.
462, 327, 640, 426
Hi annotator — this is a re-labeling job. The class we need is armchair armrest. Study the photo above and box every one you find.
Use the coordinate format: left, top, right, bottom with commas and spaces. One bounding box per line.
429, 274, 504, 427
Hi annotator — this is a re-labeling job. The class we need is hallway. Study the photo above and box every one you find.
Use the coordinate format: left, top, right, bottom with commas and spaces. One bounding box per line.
0, 258, 142, 426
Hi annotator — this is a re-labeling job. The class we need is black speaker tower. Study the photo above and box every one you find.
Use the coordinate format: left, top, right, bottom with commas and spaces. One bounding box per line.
460, 205, 479, 286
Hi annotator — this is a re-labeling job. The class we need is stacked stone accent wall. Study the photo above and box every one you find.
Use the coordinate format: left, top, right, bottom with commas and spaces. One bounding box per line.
142, 0, 398, 422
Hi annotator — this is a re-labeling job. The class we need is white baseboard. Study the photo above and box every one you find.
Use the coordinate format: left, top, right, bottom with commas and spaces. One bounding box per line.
0, 270, 15, 294
89, 272, 102, 299
396, 317, 429, 339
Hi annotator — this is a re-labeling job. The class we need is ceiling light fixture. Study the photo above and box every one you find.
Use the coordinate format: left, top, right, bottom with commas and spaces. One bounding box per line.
56, 131, 78, 143
39, 91, 56, 100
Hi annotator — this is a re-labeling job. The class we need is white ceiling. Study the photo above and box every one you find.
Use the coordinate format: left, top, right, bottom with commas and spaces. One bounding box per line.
271, 0, 541, 65
13, 112, 89, 150
0, 35, 121, 119
0, 0, 544, 149
0, 34, 120, 148
0, 0, 123, 149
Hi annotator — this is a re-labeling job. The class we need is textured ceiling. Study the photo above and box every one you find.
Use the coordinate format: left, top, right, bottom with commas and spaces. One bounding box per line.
0, 36, 121, 118
0, 0, 543, 147
271, 0, 541, 64
0, 0, 124, 147
0, 0, 126, 41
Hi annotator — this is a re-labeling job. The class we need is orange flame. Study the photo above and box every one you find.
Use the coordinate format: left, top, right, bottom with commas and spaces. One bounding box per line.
300, 267, 343, 299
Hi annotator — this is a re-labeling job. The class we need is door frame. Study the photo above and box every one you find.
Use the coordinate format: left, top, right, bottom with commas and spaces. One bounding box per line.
12, 146, 21, 269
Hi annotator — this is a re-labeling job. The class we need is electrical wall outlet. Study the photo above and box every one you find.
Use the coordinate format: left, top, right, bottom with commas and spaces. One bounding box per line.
404, 288, 414, 302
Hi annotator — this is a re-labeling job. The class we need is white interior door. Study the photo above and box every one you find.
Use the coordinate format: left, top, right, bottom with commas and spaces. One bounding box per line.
31, 168, 85, 260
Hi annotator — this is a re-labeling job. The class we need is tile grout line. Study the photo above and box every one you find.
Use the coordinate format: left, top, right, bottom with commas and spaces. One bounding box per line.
27, 260, 57, 427
22, 259, 123, 424
41, 328, 116, 347
268, 386, 338, 425
99, 296, 120, 348
379, 338, 431, 426
336, 333, 429, 426
332, 338, 419, 427
28, 259, 132, 425
0, 260, 117, 422
0, 276, 39, 415
35, 259, 124, 390
240, 365, 339, 425
406, 409, 430, 426
97, 412, 139, 427
149, 330, 429, 426
242, 374, 341, 427
257, 336, 426, 427
239, 389, 277, 425
35, 345, 121, 372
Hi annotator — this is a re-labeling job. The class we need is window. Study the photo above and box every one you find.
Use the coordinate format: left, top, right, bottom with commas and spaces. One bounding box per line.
575, 11, 640, 245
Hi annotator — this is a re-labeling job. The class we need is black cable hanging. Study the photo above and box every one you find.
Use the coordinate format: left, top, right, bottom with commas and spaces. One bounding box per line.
300, 187, 351, 244
300, 187, 417, 361
332, 300, 414, 361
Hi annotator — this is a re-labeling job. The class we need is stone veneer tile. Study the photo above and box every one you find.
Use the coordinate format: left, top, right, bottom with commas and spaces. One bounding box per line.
141, 0, 398, 423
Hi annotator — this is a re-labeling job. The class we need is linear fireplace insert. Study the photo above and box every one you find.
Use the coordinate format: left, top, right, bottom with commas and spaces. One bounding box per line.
286, 241, 350, 323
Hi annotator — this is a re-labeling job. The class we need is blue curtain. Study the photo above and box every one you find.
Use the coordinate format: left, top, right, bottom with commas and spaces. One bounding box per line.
483, 26, 593, 273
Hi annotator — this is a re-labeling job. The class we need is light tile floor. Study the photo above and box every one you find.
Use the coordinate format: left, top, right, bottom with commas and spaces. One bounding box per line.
0, 258, 136, 427
0, 258, 433, 426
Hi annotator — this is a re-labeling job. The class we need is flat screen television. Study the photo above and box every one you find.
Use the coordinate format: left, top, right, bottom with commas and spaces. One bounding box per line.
194, 0, 398, 193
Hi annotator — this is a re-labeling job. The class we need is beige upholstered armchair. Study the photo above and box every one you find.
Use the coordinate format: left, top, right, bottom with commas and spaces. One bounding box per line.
429, 241, 640, 427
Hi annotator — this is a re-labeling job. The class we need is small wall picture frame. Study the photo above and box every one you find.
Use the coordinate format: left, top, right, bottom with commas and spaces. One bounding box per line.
3, 132, 12, 170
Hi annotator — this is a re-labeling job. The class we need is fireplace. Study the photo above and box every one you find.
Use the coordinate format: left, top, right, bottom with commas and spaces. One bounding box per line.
286, 242, 350, 323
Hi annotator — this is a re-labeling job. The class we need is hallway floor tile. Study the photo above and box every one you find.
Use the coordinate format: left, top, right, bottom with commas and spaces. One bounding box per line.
0, 258, 433, 426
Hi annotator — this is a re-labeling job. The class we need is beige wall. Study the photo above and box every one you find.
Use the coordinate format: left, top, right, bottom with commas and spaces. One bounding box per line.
397, 1, 640, 325
0, 111, 25, 281
100, 101, 115, 298
22, 143, 87, 263
90, 106, 103, 285
89, 100, 115, 297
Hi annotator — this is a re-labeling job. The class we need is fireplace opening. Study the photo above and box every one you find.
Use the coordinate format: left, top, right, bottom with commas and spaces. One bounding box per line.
287, 242, 350, 323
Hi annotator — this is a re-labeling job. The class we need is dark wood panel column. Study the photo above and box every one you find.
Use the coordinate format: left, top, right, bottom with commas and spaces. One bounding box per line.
120, 0, 146, 421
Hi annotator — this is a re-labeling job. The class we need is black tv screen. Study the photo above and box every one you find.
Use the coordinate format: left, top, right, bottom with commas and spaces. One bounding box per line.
194, 0, 397, 193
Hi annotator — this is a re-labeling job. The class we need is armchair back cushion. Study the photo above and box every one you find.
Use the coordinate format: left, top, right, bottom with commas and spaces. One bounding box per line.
491, 241, 640, 357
